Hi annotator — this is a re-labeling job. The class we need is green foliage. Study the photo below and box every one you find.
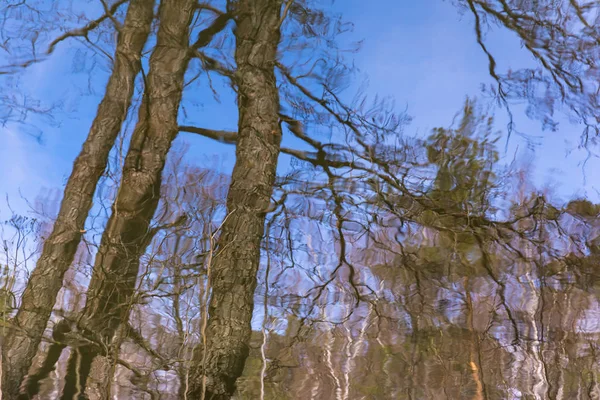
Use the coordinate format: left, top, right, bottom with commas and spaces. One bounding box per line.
566, 199, 600, 218
425, 99, 500, 217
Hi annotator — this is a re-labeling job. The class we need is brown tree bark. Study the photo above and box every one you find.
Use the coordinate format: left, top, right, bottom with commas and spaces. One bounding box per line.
187, 1, 283, 398
56, 0, 197, 397
58, 1, 232, 397
1, 1, 154, 397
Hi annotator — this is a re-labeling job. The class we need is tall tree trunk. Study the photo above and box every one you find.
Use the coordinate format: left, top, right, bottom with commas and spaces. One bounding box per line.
188, 1, 282, 398
57, 0, 199, 397
1, 1, 154, 397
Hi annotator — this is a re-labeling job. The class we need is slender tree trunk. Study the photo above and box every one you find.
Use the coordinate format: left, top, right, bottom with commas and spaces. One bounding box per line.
464, 277, 485, 400
188, 1, 282, 398
58, 0, 199, 397
1, 1, 154, 397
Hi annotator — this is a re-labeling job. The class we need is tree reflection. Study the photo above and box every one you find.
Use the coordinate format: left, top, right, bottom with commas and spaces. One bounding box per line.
3, 101, 600, 399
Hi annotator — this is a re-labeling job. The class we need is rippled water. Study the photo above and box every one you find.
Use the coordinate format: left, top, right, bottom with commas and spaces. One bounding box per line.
9, 119, 600, 399
20, 262, 600, 399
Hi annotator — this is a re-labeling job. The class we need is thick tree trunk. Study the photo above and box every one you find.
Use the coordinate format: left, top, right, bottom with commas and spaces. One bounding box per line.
188, 1, 282, 398
57, 0, 199, 397
1, 1, 154, 397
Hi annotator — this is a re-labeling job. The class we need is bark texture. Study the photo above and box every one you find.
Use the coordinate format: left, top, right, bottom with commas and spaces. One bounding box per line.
58, 0, 199, 397
187, 1, 282, 398
1, 1, 154, 397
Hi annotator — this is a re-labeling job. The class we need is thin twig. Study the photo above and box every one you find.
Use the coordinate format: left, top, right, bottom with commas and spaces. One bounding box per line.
277, 0, 294, 30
